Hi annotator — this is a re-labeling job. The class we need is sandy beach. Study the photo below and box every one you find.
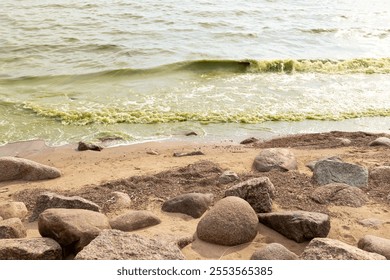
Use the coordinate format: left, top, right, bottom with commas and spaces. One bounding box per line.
1, 131, 390, 260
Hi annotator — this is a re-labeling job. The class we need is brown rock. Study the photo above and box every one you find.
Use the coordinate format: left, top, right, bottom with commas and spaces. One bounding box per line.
250, 243, 298, 260
109, 210, 161, 231
0, 156, 61, 181
102, 191, 132, 214
75, 230, 185, 260
77, 142, 103, 151
0, 201, 28, 220
358, 235, 390, 259
196, 196, 258, 246
162, 193, 213, 218
0, 238, 62, 260
301, 238, 386, 260
225, 177, 275, 213
219, 170, 239, 184
253, 148, 297, 172
30, 192, 100, 222
38, 208, 111, 255
0, 218, 27, 239
369, 137, 390, 147
258, 211, 330, 243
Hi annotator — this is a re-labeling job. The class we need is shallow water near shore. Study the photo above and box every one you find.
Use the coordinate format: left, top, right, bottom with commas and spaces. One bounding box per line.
1, 0, 390, 146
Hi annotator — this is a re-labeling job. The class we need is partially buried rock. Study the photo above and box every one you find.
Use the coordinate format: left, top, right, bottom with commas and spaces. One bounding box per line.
258, 211, 330, 243
75, 230, 185, 260
240, 137, 259, 145
306, 156, 342, 172
224, 177, 275, 213
38, 208, 111, 255
250, 243, 298, 260
219, 170, 239, 184
369, 137, 390, 147
358, 235, 390, 260
301, 238, 386, 260
253, 148, 297, 172
102, 191, 132, 214
358, 218, 385, 229
0, 218, 27, 239
0, 156, 61, 182
369, 166, 390, 184
0, 238, 62, 260
196, 196, 258, 246
312, 159, 368, 187
109, 210, 161, 231
30, 192, 101, 222
310, 183, 368, 207
0, 201, 28, 220
173, 151, 205, 157
162, 193, 213, 218
77, 141, 103, 151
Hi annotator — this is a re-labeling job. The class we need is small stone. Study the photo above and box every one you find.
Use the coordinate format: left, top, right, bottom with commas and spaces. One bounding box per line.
162, 193, 213, 218
358, 218, 384, 229
337, 138, 352, 146
369, 137, 390, 147
253, 148, 297, 172
219, 170, 239, 184
240, 137, 259, 145
173, 151, 205, 157
102, 191, 132, 214
109, 210, 161, 231
250, 243, 298, 260
77, 142, 103, 151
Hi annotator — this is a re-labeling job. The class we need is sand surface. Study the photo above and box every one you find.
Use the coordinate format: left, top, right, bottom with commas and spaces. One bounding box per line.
1, 131, 390, 259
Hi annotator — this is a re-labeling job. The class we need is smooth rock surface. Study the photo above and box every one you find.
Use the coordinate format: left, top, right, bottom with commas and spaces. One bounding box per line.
0, 156, 61, 181
250, 243, 299, 260
0, 218, 27, 239
310, 183, 368, 207
224, 177, 275, 213
75, 230, 185, 260
358, 235, 390, 259
102, 191, 132, 214
162, 193, 213, 218
196, 196, 258, 246
0, 201, 28, 220
254, 148, 297, 172
301, 238, 386, 260
109, 210, 161, 231
258, 211, 330, 243
368, 137, 390, 147
38, 208, 111, 254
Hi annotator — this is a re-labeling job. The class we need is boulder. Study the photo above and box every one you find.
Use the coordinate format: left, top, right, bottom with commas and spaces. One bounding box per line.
196, 196, 258, 246
306, 156, 342, 171
162, 193, 213, 218
253, 148, 297, 172
0, 156, 61, 181
109, 210, 161, 231
358, 235, 390, 259
258, 211, 330, 243
38, 208, 111, 255
369, 137, 390, 147
0, 202, 28, 220
301, 238, 386, 260
102, 191, 132, 214
310, 183, 368, 207
219, 170, 239, 184
30, 192, 100, 222
75, 230, 185, 260
0, 237, 62, 260
224, 177, 275, 213
250, 243, 299, 260
0, 218, 27, 239
312, 159, 368, 187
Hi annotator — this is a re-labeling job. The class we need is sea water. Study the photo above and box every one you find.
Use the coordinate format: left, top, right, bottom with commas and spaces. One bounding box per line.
1, 0, 390, 145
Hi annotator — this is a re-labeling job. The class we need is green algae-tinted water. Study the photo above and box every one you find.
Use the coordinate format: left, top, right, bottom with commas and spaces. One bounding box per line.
1, 0, 390, 145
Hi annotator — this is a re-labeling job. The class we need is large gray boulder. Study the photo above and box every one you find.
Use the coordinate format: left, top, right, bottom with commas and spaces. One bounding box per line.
253, 148, 297, 172
30, 192, 101, 222
301, 238, 386, 260
196, 196, 258, 246
250, 243, 298, 260
162, 193, 213, 218
358, 235, 390, 259
224, 177, 275, 213
258, 211, 330, 243
75, 230, 185, 260
312, 159, 368, 187
38, 208, 111, 254
0, 202, 28, 220
0, 238, 62, 260
0, 218, 27, 239
310, 183, 368, 207
0, 156, 61, 181
109, 210, 161, 231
